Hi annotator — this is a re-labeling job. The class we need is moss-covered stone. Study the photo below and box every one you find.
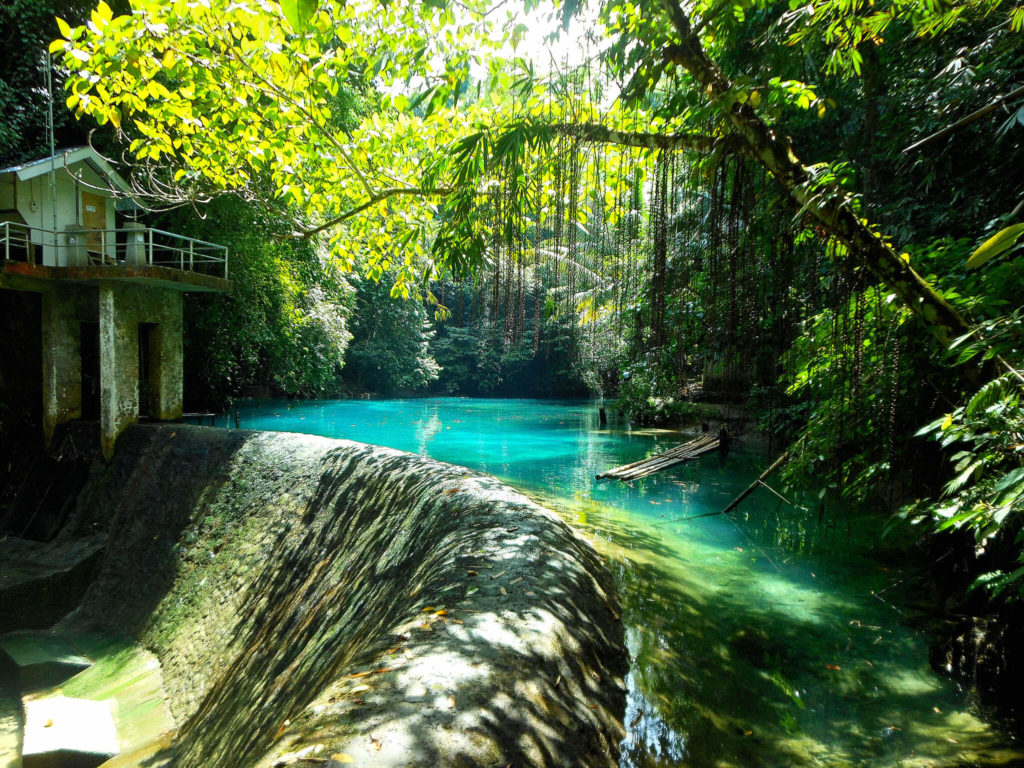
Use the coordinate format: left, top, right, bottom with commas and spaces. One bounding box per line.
3, 424, 626, 767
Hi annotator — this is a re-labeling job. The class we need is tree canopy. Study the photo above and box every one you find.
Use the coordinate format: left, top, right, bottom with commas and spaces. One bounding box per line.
47, 0, 1024, 603
52, 0, 1021, 337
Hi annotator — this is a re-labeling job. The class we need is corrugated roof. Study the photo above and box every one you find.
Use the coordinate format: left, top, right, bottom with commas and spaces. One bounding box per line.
0, 146, 132, 196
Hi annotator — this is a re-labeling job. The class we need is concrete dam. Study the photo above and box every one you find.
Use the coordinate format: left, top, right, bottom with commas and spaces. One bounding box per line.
0, 425, 627, 767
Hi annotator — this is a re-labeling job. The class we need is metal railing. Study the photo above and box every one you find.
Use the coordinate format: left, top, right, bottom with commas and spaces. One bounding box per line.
0, 221, 229, 279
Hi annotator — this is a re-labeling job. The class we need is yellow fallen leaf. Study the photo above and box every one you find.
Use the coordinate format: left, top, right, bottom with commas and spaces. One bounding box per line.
332, 755, 354, 763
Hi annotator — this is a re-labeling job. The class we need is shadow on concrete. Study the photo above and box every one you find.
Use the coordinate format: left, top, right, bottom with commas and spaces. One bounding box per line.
33, 425, 626, 767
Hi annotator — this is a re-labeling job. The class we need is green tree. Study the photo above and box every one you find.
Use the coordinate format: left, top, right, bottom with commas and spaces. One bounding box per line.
0, 0, 127, 164
344, 275, 440, 394
162, 198, 354, 405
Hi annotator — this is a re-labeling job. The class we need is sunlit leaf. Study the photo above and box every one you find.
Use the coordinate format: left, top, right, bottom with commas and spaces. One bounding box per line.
966, 224, 1024, 270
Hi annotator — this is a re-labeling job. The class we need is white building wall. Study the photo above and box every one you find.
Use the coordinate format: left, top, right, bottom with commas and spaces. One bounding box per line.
10, 164, 118, 266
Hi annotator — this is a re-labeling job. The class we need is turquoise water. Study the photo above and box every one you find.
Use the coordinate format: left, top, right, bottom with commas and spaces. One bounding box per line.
217, 398, 1022, 767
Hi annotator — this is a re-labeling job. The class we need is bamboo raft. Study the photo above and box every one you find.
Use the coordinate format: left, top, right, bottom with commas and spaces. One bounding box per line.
596, 433, 721, 482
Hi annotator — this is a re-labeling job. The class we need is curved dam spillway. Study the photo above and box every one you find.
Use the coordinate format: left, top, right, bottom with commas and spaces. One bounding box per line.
1, 425, 627, 767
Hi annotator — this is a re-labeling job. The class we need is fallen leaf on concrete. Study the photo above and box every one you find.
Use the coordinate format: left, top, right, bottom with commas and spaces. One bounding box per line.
491, 570, 507, 579
272, 744, 324, 765
331, 755, 354, 764
466, 570, 478, 576
452, 618, 464, 625
510, 576, 523, 585
434, 609, 448, 616
630, 710, 643, 728
445, 488, 460, 495
499, 586, 507, 595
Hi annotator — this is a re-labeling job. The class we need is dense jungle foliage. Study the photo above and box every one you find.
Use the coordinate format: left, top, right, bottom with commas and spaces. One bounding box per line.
3, 0, 1024, 619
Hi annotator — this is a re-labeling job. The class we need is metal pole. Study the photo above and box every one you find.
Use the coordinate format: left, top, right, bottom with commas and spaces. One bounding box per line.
45, 52, 58, 265
189, 239, 193, 271
148, 228, 153, 266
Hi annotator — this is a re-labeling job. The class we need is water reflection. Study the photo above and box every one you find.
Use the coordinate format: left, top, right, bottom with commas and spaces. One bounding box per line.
220, 398, 1023, 767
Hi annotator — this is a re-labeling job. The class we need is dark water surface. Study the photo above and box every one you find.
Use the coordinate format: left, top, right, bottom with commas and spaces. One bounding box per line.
218, 397, 1022, 767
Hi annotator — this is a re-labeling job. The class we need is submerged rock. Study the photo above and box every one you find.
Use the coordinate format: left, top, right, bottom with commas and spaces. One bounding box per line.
5, 424, 627, 767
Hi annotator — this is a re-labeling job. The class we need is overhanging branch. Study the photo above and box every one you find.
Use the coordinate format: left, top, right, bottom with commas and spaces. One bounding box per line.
297, 186, 453, 239
550, 122, 742, 154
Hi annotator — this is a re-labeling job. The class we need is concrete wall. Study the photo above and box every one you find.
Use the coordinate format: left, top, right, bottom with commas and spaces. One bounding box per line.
97, 284, 182, 458
36, 282, 183, 458
10, 165, 117, 266
41, 286, 94, 445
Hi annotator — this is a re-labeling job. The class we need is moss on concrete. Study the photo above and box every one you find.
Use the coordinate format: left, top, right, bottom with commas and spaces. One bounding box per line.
9, 424, 626, 767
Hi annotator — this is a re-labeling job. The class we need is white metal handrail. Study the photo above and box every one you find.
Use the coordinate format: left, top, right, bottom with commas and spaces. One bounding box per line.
0, 221, 228, 279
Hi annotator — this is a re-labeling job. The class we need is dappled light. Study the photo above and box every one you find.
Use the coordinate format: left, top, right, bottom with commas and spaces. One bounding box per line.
230, 398, 1024, 767
47, 424, 626, 767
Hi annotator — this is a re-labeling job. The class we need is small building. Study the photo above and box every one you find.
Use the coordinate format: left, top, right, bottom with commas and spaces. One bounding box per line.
0, 147, 232, 458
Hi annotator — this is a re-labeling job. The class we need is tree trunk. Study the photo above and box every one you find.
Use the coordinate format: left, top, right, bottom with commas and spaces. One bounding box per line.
658, 0, 972, 348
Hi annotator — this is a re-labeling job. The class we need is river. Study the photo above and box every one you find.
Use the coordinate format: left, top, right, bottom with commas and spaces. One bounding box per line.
214, 397, 1022, 767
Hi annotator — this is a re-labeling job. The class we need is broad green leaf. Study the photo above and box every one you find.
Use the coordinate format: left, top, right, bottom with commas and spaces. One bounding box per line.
279, 0, 317, 33
966, 223, 1024, 270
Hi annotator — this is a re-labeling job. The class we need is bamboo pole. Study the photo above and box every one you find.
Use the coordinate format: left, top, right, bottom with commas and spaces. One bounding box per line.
596, 434, 720, 480
716, 448, 791, 517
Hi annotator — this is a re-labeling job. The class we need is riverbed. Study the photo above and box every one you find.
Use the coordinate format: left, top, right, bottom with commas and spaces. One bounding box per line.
215, 397, 1023, 767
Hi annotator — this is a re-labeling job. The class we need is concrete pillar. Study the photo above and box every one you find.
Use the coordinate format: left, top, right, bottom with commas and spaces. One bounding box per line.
63, 225, 87, 267
149, 291, 183, 421
41, 286, 82, 446
123, 221, 147, 267
98, 284, 138, 460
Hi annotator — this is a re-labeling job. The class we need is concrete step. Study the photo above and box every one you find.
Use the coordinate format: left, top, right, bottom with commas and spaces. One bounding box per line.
0, 536, 106, 634
22, 696, 117, 767
0, 632, 175, 768
0, 633, 91, 694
